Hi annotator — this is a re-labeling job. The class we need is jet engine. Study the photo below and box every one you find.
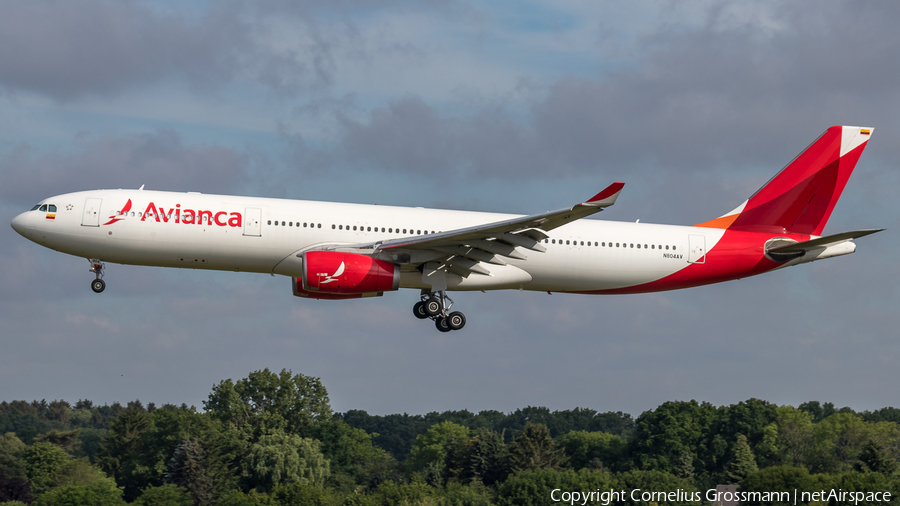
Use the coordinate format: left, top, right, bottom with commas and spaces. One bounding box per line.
293, 251, 400, 298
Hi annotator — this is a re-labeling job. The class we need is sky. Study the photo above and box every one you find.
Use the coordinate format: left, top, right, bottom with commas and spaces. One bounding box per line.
1, 0, 898, 419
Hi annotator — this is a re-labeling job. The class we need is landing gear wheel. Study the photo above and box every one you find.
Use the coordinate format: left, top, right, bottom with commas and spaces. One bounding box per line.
413, 301, 429, 320
435, 316, 451, 333
447, 311, 466, 330
424, 297, 443, 317
91, 279, 106, 293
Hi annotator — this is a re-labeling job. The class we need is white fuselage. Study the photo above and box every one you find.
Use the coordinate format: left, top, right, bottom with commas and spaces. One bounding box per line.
12, 189, 724, 293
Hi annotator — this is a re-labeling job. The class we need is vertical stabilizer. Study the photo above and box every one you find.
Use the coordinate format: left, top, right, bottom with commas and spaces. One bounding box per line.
695, 126, 872, 235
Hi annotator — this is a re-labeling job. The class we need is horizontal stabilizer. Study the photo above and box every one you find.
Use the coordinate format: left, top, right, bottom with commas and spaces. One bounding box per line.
768, 229, 884, 253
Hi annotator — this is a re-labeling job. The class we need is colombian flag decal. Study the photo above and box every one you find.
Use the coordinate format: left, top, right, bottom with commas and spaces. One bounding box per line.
46, 214, 55, 220
861, 129, 871, 135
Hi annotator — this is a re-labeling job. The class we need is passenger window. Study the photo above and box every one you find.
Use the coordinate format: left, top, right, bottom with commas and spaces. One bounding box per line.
552, 239, 556, 244
616, 243, 619, 247
637, 244, 641, 249
417, 230, 421, 234
339, 225, 343, 230
267, 220, 272, 225
289, 222, 293, 227
317, 224, 321, 228
382, 228, 386, 232
630, 243, 634, 248
580, 241, 584, 246
332, 224, 336, 229
367, 226, 371, 231
665, 245, 669, 250
644, 244, 647, 249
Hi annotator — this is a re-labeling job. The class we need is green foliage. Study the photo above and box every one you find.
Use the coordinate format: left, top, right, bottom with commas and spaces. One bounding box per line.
205, 368, 332, 437
94, 405, 153, 501
217, 489, 276, 506
508, 424, 566, 473
20, 441, 70, 494
739, 465, 833, 506
557, 430, 625, 471
0, 433, 26, 479
309, 420, 395, 490
365, 480, 434, 506
724, 434, 758, 482
496, 468, 616, 506
464, 429, 510, 487
616, 470, 698, 505
439, 481, 496, 506
133, 484, 192, 506
166, 438, 215, 506
272, 481, 344, 506
406, 421, 470, 477
856, 440, 899, 475
830, 472, 900, 506
244, 432, 330, 492
629, 400, 718, 476
808, 412, 872, 473
31, 474, 125, 506
34, 429, 81, 453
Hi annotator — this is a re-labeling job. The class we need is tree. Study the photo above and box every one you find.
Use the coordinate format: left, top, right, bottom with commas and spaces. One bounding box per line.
856, 440, 899, 475
31, 476, 125, 506
628, 400, 718, 476
34, 429, 81, 453
508, 423, 567, 472
405, 421, 470, 475
724, 435, 758, 483
134, 485, 193, 506
739, 466, 833, 506
167, 438, 215, 506
775, 405, 814, 467
0, 476, 34, 503
466, 429, 510, 486
557, 430, 626, 472
95, 405, 152, 501
0, 433, 27, 479
20, 441, 70, 495
496, 468, 618, 506
205, 369, 331, 437
243, 432, 329, 492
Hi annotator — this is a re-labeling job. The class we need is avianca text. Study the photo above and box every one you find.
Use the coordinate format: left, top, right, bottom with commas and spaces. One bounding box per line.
138, 202, 242, 227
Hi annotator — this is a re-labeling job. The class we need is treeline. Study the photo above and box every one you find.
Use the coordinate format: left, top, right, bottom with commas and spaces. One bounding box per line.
0, 369, 898, 505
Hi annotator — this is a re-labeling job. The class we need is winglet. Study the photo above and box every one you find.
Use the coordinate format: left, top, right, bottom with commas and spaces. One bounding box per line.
584, 182, 625, 207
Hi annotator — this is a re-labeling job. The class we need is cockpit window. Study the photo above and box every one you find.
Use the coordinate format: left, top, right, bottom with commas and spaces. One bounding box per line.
39, 205, 48, 212
31, 205, 40, 211
48, 205, 57, 212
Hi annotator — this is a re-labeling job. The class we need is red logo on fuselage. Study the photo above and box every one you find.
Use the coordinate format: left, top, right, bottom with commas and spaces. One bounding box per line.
103, 201, 242, 228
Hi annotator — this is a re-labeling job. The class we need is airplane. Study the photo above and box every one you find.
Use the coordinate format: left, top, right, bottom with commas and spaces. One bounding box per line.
10, 125, 882, 332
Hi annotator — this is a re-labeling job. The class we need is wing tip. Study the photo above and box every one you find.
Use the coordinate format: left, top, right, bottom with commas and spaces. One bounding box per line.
585, 182, 625, 206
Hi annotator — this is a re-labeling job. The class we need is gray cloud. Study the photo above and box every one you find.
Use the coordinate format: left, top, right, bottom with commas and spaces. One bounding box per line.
1, 128, 249, 205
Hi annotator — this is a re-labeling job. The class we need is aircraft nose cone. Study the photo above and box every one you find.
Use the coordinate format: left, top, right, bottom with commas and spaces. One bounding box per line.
10, 212, 29, 236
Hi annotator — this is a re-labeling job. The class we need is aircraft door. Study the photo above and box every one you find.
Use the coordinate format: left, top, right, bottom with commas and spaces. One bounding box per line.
688, 234, 706, 264
82, 198, 102, 227
243, 208, 262, 236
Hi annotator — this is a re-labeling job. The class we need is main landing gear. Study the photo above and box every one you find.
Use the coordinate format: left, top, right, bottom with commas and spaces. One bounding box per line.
88, 259, 106, 293
413, 290, 466, 332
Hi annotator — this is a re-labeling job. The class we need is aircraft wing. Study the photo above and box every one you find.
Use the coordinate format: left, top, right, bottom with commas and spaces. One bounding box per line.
333, 182, 624, 277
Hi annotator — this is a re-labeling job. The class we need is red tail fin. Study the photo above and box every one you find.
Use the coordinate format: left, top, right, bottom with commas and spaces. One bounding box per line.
696, 126, 872, 235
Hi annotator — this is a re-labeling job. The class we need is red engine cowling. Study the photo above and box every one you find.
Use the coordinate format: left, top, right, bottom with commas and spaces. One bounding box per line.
301, 251, 400, 294
292, 278, 383, 300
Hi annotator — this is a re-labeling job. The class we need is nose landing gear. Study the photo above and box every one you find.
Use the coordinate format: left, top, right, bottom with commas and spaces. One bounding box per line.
413, 290, 466, 332
89, 259, 106, 293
